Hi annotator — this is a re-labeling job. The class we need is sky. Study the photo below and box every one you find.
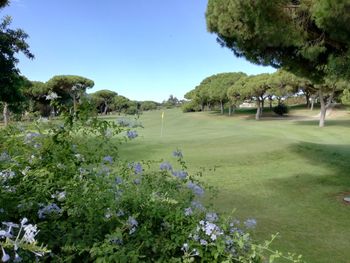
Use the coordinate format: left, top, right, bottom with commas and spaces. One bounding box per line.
3, 0, 275, 102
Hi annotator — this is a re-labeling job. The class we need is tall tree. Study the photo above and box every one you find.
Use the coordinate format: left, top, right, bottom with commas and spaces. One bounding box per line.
267, 70, 299, 107
91, 90, 117, 115
208, 72, 246, 115
112, 95, 130, 114
0, 9, 34, 125
46, 75, 94, 114
230, 74, 271, 120
206, 0, 350, 126
23, 81, 52, 117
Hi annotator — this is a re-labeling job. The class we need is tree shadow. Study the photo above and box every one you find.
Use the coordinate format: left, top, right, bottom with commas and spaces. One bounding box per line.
293, 119, 350, 127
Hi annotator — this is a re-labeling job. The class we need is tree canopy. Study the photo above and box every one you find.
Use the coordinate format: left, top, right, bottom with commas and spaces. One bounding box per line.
46, 75, 94, 113
206, 0, 350, 82
91, 89, 117, 115
0, 0, 8, 8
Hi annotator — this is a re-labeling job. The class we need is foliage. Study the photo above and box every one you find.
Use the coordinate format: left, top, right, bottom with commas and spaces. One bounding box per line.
0, 15, 34, 103
112, 95, 130, 114
46, 75, 94, 113
182, 101, 202, 113
206, 0, 350, 82
273, 104, 289, 116
0, 0, 8, 8
341, 88, 350, 105
163, 95, 180, 108
0, 218, 50, 262
0, 109, 303, 262
90, 89, 117, 115
140, 101, 158, 111
186, 72, 246, 114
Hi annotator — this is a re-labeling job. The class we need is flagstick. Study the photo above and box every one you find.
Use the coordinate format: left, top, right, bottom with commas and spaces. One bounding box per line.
160, 112, 164, 137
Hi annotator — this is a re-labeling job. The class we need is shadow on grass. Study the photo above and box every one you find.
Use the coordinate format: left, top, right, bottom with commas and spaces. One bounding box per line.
290, 142, 350, 168
293, 119, 350, 127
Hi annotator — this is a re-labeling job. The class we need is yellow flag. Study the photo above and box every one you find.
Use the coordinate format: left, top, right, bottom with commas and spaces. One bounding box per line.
161, 112, 164, 119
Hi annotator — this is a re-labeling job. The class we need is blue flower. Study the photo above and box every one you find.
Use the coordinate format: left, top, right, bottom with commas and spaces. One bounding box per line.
24, 132, 40, 144
117, 118, 131, 127
200, 239, 208, 246
1, 247, 10, 262
0, 152, 10, 162
127, 216, 138, 234
172, 170, 187, 179
133, 178, 141, 185
127, 130, 138, 139
133, 163, 142, 175
205, 212, 219, 222
103, 156, 113, 164
38, 203, 62, 219
172, 149, 183, 158
98, 166, 110, 176
14, 253, 21, 262
160, 162, 173, 171
187, 182, 204, 196
199, 221, 223, 241
110, 237, 123, 245
191, 201, 205, 211
244, 218, 257, 229
128, 217, 138, 227
184, 207, 193, 216
116, 210, 125, 217
181, 243, 189, 252
115, 177, 123, 185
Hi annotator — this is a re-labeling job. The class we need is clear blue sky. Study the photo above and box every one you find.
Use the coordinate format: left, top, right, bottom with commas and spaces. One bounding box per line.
3, 0, 275, 102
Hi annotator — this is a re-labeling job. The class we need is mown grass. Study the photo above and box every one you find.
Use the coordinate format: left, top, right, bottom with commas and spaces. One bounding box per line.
114, 107, 350, 263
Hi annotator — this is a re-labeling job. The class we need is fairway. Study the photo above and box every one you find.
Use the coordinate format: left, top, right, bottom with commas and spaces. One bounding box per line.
118, 108, 350, 263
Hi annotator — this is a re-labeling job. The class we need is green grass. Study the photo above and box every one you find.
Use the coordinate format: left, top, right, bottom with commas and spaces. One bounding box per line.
115, 108, 350, 263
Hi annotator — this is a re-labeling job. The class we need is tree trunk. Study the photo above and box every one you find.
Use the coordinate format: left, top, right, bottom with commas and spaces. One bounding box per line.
3, 102, 9, 126
255, 100, 261, 120
310, 96, 315, 111
103, 102, 109, 115
207, 103, 211, 111
220, 101, 224, 114
229, 105, 231, 116
269, 96, 273, 109
319, 90, 326, 128
260, 97, 264, 116
200, 103, 204, 112
305, 92, 310, 108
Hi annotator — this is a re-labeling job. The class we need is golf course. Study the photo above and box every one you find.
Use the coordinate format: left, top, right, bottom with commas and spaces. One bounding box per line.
118, 107, 350, 263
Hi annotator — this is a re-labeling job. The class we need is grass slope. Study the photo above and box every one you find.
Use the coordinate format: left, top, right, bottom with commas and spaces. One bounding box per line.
117, 108, 350, 263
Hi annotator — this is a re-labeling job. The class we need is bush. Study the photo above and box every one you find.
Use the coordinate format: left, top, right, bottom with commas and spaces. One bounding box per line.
182, 101, 201, 113
0, 111, 303, 262
273, 103, 289, 116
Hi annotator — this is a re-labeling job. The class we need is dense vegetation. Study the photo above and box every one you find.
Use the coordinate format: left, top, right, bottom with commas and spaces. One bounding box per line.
1, 0, 350, 262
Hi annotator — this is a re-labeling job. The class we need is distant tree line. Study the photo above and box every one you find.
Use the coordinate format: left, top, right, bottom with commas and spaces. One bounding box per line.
0, 74, 166, 124
183, 70, 350, 125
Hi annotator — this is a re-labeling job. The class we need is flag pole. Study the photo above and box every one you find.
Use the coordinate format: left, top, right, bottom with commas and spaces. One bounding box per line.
160, 111, 164, 137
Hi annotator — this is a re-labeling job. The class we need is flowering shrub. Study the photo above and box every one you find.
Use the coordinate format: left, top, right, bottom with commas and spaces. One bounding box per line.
0, 112, 303, 262
0, 218, 49, 262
